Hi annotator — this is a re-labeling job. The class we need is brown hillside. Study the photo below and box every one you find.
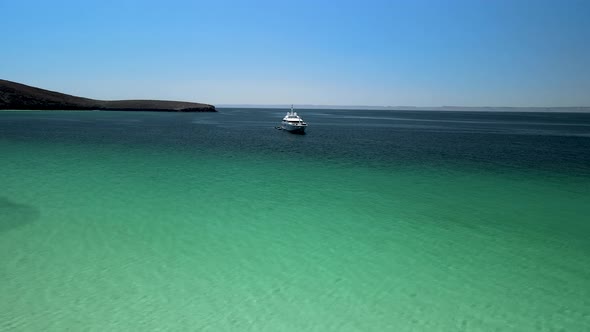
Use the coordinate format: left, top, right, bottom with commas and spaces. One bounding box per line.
0, 79, 216, 112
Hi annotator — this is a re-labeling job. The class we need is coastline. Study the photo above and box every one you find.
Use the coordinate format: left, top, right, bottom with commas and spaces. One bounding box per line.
0, 79, 216, 112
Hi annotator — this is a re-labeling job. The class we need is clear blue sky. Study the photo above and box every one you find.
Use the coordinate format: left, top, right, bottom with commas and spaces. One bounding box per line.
1, 0, 589, 106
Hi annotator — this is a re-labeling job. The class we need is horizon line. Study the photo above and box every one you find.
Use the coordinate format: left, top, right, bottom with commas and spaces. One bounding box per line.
216, 104, 590, 110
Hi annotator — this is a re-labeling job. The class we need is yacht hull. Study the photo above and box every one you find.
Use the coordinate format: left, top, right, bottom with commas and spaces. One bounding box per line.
282, 123, 306, 133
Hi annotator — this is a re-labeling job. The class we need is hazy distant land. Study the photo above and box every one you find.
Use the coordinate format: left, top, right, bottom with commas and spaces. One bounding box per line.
0, 80, 216, 112
219, 104, 590, 113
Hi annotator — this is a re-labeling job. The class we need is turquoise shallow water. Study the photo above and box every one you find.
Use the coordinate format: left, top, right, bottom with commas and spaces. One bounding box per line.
1, 109, 590, 331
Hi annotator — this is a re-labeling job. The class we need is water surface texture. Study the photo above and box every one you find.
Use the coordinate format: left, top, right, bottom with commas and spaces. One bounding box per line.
1, 109, 589, 331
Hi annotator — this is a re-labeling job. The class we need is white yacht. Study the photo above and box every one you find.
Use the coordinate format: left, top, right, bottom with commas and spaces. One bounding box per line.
281, 105, 307, 133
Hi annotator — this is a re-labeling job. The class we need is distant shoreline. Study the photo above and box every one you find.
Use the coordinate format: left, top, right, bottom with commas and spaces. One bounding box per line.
0, 79, 216, 112
217, 105, 590, 113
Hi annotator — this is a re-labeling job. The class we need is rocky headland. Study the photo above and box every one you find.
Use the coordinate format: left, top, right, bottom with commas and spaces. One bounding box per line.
0, 79, 216, 112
